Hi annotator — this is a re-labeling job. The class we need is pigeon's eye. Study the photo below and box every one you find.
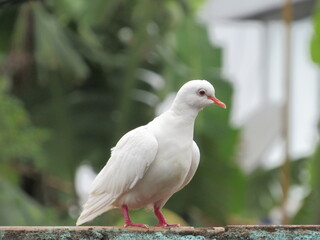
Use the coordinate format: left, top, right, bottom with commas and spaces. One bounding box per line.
198, 89, 206, 96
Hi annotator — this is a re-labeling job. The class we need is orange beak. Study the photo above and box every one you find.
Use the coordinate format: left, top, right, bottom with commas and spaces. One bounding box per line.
208, 96, 227, 109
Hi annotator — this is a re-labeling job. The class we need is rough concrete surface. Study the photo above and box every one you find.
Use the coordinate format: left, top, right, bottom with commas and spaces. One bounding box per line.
0, 225, 320, 240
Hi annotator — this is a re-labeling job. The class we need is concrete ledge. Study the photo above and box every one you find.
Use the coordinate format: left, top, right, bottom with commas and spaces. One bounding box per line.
0, 225, 320, 239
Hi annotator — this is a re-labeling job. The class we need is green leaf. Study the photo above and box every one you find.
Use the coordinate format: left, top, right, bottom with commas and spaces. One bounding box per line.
0, 177, 59, 225
0, 76, 48, 166
33, 3, 89, 83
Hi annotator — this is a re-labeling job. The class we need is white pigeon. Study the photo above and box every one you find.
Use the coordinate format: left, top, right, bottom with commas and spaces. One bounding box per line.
76, 80, 226, 227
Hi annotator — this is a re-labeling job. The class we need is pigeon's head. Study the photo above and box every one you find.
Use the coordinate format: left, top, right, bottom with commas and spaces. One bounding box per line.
173, 80, 226, 112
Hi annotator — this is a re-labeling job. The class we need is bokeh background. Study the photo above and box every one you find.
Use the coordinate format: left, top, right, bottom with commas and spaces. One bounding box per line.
0, 0, 319, 226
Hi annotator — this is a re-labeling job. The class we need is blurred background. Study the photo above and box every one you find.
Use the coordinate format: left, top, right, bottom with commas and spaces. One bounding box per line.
0, 0, 319, 226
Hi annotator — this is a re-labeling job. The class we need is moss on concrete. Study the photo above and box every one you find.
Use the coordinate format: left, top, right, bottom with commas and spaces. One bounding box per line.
0, 225, 320, 239
224, 225, 320, 240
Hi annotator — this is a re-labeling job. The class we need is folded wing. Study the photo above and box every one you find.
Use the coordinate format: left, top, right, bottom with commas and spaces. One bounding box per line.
177, 141, 200, 191
76, 126, 158, 225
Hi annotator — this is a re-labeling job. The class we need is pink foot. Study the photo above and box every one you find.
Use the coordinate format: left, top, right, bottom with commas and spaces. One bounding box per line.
124, 222, 149, 228
153, 206, 180, 227
121, 205, 149, 228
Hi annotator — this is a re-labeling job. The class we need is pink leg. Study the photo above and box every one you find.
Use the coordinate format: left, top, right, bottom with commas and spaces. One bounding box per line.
121, 205, 148, 228
153, 206, 180, 227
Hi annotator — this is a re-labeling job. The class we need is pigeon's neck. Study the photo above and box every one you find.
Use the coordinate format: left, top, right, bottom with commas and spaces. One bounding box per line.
169, 101, 200, 123
149, 103, 198, 141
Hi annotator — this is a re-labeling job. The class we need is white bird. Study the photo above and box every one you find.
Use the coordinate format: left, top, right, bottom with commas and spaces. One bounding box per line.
76, 80, 226, 227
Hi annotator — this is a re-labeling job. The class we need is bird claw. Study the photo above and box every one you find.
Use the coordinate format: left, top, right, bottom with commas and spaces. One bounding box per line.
124, 222, 149, 228
153, 223, 180, 227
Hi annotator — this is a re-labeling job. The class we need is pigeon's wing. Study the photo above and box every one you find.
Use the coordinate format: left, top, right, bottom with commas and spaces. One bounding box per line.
91, 126, 158, 196
76, 126, 158, 225
177, 141, 200, 191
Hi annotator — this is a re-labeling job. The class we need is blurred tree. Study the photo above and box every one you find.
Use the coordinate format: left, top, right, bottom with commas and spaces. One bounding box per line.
1, 0, 305, 227
311, 0, 320, 66
0, 76, 61, 225
293, 0, 320, 224
0, 0, 241, 226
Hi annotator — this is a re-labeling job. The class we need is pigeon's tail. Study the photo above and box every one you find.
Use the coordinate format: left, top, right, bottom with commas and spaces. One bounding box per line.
76, 194, 115, 226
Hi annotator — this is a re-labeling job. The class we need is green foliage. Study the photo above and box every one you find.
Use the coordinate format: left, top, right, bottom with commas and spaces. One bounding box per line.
311, 1, 320, 65
0, 177, 59, 225
0, 76, 60, 225
0, 0, 242, 226
1, 0, 317, 227
292, 147, 320, 224
0, 77, 48, 166
33, 3, 89, 82
307, 0, 320, 224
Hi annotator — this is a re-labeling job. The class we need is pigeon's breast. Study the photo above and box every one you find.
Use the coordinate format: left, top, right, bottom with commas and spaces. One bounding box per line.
155, 134, 193, 175
147, 116, 195, 188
